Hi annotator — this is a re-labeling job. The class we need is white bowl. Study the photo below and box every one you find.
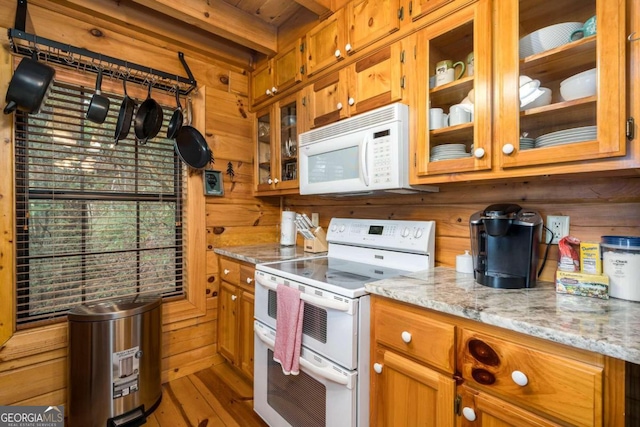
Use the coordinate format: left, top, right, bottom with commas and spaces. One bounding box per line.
519, 22, 583, 58
521, 87, 552, 110
560, 68, 597, 101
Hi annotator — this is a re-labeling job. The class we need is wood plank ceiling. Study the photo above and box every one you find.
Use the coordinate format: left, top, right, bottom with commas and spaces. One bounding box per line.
132, 0, 333, 56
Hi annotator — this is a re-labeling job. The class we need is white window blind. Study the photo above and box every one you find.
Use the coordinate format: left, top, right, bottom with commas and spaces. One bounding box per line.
15, 80, 184, 326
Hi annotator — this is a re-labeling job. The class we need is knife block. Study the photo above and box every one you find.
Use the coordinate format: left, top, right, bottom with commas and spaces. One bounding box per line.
304, 227, 328, 253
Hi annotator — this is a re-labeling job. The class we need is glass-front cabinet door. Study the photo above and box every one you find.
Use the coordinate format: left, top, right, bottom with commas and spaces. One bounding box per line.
496, 0, 625, 169
412, 0, 492, 178
254, 94, 300, 194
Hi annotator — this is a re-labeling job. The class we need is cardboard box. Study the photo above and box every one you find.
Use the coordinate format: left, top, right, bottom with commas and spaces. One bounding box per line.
580, 242, 602, 274
556, 270, 609, 299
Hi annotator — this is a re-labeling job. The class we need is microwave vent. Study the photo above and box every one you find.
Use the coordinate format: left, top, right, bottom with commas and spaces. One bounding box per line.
300, 103, 404, 145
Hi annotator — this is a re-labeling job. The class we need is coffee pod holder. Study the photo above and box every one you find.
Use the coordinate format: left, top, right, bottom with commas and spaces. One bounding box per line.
304, 227, 329, 253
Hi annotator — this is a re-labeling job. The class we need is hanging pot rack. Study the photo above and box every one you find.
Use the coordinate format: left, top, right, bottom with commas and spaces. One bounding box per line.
7, 0, 197, 96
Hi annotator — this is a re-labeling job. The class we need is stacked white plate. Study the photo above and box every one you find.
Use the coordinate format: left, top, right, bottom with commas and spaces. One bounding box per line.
519, 22, 583, 59
534, 126, 597, 148
430, 143, 471, 161
519, 137, 535, 150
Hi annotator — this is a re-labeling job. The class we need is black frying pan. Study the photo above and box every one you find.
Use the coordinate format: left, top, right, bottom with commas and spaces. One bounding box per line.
134, 83, 163, 144
114, 76, 135, 144
174, 126, 213, 170
167, 89, 183, 139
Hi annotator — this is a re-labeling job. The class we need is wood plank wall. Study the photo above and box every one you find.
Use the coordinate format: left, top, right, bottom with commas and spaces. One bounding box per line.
283, 175, 640, 282
0, 0, 278, 408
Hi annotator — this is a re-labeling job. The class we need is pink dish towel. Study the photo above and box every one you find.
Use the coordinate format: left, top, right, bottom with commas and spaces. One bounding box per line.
273, 284, 305, 375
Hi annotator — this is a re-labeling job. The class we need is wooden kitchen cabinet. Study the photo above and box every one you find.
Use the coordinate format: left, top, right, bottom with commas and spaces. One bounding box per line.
303, 39, 408, 129
412, 0, 493, 177
251, 39, 304, 107
371, 296, 457, 426
494, 0, 626, 170
345, 0, 402, 55
255, 92, 300, 194
371, 295, 611, 427
305, 8, 347, 77
217, 256, 256, 381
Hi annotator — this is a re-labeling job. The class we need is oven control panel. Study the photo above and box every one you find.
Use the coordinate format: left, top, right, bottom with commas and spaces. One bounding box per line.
327, 218, 435, 255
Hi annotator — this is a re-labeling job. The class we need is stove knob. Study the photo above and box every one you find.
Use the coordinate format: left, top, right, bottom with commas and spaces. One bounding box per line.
402, 227, 410, 237
339, 225, 346, 232
331, 224, 338, 232
414, 228, 423, 238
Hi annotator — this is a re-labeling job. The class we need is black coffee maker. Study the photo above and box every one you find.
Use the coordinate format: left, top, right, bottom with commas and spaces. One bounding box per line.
470, 204, 542, 289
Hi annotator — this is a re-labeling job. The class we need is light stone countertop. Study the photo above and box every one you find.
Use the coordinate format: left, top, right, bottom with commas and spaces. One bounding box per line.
214, 243, 324, 265
365, 267, 640, 365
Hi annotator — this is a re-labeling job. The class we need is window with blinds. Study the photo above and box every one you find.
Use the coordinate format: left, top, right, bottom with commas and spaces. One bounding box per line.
15, 80, 184, 326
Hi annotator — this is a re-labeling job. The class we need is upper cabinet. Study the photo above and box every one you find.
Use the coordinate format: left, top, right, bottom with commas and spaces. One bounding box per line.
306, 9, 347, 76
495, 0, 626, 170
254, 93, 301, 195
303, 39, 408, 128
409, 0, 476, 25
251, 39, 304, 107
412, 0, 493, 178
346, 0, 402, 55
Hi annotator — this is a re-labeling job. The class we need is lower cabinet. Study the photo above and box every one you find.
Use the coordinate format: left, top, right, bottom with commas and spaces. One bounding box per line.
217, 256, 256, 382
370, 296, 612, 427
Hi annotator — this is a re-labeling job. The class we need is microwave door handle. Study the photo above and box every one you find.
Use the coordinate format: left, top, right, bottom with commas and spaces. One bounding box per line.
360, 134, 370, 186
257, 275, 351, 313
254, 324, 353, 388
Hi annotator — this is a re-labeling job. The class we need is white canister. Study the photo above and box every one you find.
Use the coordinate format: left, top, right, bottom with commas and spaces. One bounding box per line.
456, 250, 474, 274
601, 236, 640, 301
280, 211, 297, 246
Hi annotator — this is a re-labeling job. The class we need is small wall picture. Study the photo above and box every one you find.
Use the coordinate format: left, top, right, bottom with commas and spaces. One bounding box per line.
203, 170, 224, 196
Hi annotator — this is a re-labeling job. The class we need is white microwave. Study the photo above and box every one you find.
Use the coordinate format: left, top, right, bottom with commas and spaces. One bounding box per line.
299, 103, 438, 196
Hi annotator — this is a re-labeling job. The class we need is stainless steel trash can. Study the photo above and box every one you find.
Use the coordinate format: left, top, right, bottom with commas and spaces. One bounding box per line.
67, 296, 162, 427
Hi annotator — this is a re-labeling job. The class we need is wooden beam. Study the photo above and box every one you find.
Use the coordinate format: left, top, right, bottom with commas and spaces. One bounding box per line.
131, 0, 277, 55
294, 0, 333, 19
21, 0, 254, 68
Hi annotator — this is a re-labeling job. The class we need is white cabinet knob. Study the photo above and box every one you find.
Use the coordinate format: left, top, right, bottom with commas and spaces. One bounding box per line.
345, 43, 352, 52
373, 363, 383, 374
336, 102, 343, 110
474, 148, 485, 159
511, 370, 529, 386
348, 97, 355, 106
462, 407, 477, 421
502, 143, 515, 155
265, 89, 271, 96
401, 331, 412, 343
334, 49, 341, 58
271, 86, 277, 93
267, 178, 273, 184
231, 294, 237, 301
246, 277, 253, 284
274, 178, 279, 184
223, 269, 230, 275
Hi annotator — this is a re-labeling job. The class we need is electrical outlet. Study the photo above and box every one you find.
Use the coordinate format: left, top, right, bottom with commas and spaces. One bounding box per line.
546, 215, 570, 244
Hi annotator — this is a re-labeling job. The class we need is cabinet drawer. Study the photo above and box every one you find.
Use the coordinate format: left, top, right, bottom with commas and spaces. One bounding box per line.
374, 300, 455, 373
458, 328, 603, 427
220, 257, 240, 283
239, 264, 256, 291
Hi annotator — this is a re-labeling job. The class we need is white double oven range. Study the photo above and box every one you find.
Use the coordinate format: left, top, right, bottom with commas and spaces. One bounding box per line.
253, 218, 435, 427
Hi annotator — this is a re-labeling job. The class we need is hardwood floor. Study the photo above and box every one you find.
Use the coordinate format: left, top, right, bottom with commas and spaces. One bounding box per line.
146, 361, 268, 427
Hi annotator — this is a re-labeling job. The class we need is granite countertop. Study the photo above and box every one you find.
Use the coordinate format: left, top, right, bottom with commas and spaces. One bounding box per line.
214, 243, 324, 265
365, 267, 640, 365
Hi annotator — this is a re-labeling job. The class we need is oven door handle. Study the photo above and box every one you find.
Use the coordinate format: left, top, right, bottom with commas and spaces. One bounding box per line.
256, 276, 351, 313
254, 324, 353, 388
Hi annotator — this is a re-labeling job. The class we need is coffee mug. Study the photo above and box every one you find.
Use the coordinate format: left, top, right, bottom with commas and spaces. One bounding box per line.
449, 104, 472, 126
429, 108, 448, 130
466, 52, 474, 77
570, 16, 596, 41
435, 60, 465, 86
